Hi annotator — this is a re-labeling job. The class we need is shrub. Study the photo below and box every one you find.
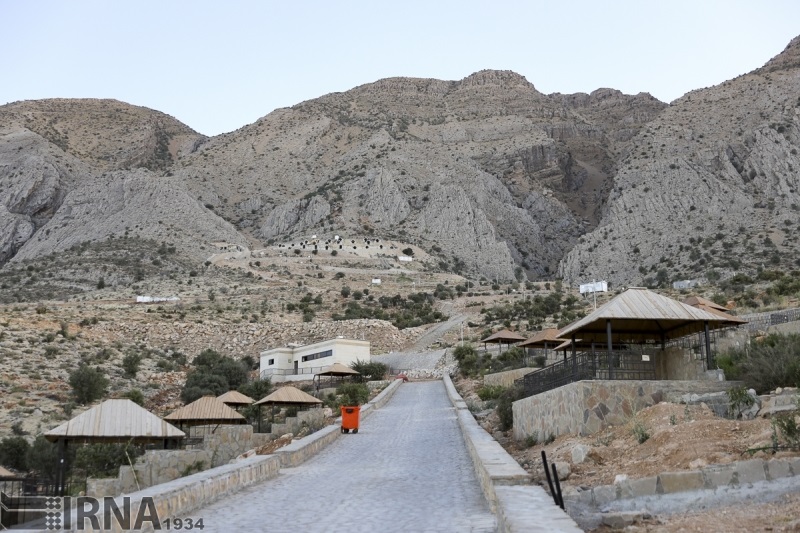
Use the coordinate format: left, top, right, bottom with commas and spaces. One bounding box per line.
25, 436, 62, 480
0, 436, 31, 471
336, 383, 369, 406
350, 359, 388, 382
718, 333, 800, 393
340, 286, 351, 298
496, 385, 525, 431
772, 413, 800, 449
69, 364, 109, 404
72, 442, 143, 478
632, 421, 650, 444
726, 385, 755, 418
476, 385, 506, 401
122, 352, 142, 378
123, 388, 145, 406
402, 247, 414, 256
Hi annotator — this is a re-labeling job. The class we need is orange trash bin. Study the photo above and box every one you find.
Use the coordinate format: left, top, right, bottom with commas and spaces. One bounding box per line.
340, 405, 360, 433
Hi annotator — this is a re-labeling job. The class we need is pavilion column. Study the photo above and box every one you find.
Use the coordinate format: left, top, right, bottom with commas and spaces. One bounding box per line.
704, 321, 712, 370
607, 319, 614, 380
56, 438, 67, 496
571, 335, 577, 380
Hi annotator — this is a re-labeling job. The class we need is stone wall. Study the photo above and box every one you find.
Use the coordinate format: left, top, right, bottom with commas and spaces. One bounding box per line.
268, 409, 325, 439
512, 380, 739, 441
483, 368, 536, 388
192, 424, 273, 467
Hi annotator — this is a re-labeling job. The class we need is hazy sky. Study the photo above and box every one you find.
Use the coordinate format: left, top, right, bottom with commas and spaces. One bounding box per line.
3, 1, 799, 136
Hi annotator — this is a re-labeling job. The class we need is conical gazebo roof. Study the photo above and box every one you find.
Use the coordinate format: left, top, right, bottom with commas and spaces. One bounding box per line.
217, 390, 255, 407
682, 295, 730, 312
479, 329, 526, 344
317, 362, 360, 376
558, 287, 746, 343
254, 386, 323, 406
164, 396, 246, 423
519, 328, 562, 348
44, 399, 185, 443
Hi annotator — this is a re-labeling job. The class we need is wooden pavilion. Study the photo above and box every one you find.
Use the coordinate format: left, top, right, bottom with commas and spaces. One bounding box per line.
164, 396, 246, 435
313, 362, 360, 391
217, 390, 255, 409
253, 386, 323, 432
44, 399, 185, 495
479, 329, 526, 354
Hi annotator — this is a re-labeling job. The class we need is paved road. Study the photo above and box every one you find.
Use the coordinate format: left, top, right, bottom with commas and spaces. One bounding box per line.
198, 381, 497, 533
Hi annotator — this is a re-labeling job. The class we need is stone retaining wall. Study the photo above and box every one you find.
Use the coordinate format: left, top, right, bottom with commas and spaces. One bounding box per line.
483, 368, 536, 388
564, 456, 800, 509
443, 374, 582, 532
512, 380, 738, 441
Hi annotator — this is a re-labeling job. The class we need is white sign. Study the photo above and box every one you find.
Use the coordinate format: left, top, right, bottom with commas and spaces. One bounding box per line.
372, 278, 382, 285
579, 281, 608, 294
398, 256, 413, 262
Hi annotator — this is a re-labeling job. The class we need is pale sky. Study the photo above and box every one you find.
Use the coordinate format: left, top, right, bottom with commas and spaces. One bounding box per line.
3, 1, 799, 136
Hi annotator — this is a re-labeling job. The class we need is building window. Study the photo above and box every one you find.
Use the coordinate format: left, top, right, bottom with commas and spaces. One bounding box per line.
268, 358, 274, 365
301, 349, 333, 363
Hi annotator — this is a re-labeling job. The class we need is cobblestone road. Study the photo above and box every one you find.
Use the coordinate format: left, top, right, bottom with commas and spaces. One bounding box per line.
198, 381, 497, 533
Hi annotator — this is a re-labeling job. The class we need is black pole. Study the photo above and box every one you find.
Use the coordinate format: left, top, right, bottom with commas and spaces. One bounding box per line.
541, 451, 558, 506
258, 405, 262, 433
57, 438, 67, 496
551, 463, 565, 510
607, 319, 614, 380
704, 321, 712, 370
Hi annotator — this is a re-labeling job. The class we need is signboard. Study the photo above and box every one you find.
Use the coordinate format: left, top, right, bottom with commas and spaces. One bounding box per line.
579, 281, 607, 294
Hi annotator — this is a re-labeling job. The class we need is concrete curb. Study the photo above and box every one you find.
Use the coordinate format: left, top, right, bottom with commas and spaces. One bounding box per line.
442, 374, 582, 532
52, 379, 406, 533
565, 456, 800, 507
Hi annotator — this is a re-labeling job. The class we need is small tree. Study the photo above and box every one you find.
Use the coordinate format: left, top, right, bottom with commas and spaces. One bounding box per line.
0, 436, 30, 471
122, 352, 142, 378
336, 383, 369, 407
341, 286, 351, 298
69, 364, 109, 404
402, 247, 414, 256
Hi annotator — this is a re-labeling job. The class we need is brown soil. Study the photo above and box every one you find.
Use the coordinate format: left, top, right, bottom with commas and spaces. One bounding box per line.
453, 376, 800, 531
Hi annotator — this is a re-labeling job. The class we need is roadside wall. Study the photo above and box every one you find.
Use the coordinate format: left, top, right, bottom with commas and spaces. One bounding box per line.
484, 368, 536, 388
512, 380, 739, 441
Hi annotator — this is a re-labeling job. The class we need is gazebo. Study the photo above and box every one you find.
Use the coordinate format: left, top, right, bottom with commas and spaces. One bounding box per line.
44, 399, 185, 495
253, 386, 323, 432
479, 329, 526, 354
217, 390, 255, 409
313, 362, 360, 391
517, 288, 747, 398
519, 328, 562, 361
164, 396, 246, 435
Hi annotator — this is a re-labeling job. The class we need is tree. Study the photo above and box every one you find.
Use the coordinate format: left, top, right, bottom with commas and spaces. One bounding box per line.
341, 286, 351, 298
122, 352, 142, 378
402, 247, 414, 256
69, 364, 109, 404
26, 436, 61, 480
0, 436, 30, 471
180, 349, 250, 403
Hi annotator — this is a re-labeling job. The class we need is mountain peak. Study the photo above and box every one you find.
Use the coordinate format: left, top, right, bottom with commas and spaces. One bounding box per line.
757, 34, 800, 73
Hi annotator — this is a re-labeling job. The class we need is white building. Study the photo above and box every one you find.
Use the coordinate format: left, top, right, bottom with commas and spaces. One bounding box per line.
259, 338, 370, 383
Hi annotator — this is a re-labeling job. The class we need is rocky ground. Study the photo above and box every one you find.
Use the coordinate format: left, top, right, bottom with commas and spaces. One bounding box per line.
455, 376, 800, 531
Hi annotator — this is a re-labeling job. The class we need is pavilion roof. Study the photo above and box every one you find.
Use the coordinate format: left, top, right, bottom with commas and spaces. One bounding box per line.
45, 399, 185, 442
557, 287, 746, 343
479, 329, 527, 344
254, 386, 323, 406
164, 396, 246, 423
217, 390, 255, 406
519, 328, 562, 348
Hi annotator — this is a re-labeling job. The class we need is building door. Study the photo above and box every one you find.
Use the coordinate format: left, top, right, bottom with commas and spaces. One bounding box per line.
294, 360, 298, 375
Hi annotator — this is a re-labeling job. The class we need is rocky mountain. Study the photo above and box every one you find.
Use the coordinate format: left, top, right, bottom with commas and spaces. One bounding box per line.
560, 36, 800, 286
2, 36, 799, 286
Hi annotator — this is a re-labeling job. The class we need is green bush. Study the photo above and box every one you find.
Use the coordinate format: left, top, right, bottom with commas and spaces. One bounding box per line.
632, 421, 650, 444
350, 359, 388, 382
336, 383, 369, 406
72, 442, 143, 478
726, 385, 755, 418
718, 333, 800, 393
0, 436, 31, 471
496, 385, 525, 431
122, 352, 142, 378
123, 389, 145, 406
26, 436, 62, 480
181, 349, 250, 403
476, 385, 506, 401
69, 364, 109, 404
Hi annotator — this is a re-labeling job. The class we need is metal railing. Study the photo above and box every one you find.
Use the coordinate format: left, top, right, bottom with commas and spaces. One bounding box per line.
515, 349, 656, 398
260, 365, 330, 379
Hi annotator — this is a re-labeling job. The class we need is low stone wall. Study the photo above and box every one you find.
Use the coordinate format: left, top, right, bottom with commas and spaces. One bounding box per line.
270, 409, 326, 438
443, 374, 582, 532
56, 379, 406, 533
194, 424, 273, 467
483, 368, 536, 388
565, 456, 800, 509
512, 380, 739, 441
62, 455, 281, 533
